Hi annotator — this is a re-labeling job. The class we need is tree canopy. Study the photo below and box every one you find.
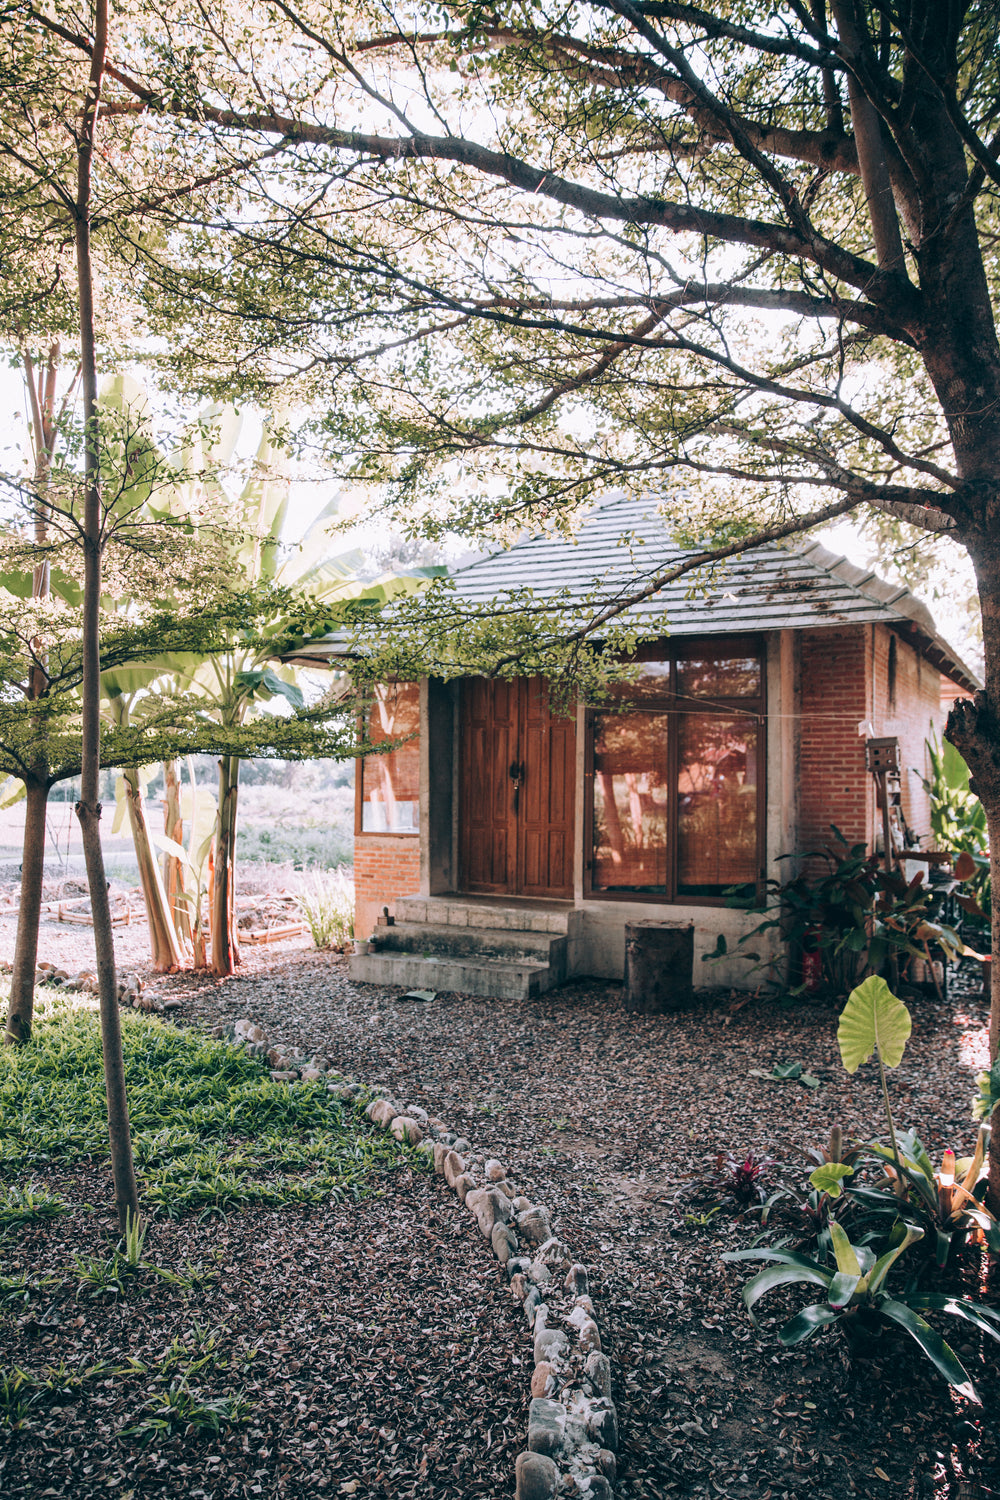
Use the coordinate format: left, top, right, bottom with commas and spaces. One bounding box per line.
6, 0, 1000, 1178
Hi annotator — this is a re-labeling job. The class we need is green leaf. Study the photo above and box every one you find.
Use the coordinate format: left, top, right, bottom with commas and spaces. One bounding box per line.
910, 1294, 1000, 1345
722, 1247, 829, 1273
778, 1304, 842, 1345
866, 1225, 923, 1293
829, 1221, 862, 1277
809, 1163, 854, 1198
826, 1271, 860, 1308
0, 777, 26, 810
741, 1262, 833, 1320
234, 667, 305, 710
877, 1299, 979, 1403
702, 933, 727, 960
837, 977, 911, 1074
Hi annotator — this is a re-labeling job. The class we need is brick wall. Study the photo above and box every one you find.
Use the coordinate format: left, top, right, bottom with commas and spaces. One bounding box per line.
798, 627, 871, 854
798, 623, 951, 858
354, 836, 421, 938
870, 625, 947, 844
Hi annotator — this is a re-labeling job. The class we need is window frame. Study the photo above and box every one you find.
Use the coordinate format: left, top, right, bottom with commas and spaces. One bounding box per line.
354, 682, 422, 839
583, 635, 767, 906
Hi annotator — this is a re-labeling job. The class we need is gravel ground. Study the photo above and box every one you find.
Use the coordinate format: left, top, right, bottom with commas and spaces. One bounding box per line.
4, 896, 1000, 1499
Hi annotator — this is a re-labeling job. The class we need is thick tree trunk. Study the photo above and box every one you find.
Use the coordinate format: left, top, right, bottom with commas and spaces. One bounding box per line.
74, 0, 139, 1233
3, 778, 50, 1044
124, 768, 184, 972
210, 754, 240, 977
947, 688, 1000, 1211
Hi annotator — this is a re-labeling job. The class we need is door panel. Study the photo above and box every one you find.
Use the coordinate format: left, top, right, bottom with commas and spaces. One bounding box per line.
460, 678, 517, 892
459, 678, 575, 898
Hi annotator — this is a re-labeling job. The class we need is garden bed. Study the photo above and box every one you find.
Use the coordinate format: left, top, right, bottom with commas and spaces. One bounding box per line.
4, 933, 1000, 1499
155, 950, 1000, 1500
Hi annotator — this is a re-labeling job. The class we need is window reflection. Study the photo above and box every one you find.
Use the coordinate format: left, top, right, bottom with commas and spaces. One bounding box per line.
592, 715, 669, 891
676, 655, 761, 697
590, 636, 763, 901
677, 716, 758, 895
361, 683, 420, 833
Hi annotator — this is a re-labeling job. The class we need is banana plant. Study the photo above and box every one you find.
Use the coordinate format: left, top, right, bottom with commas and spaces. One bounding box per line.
105, 676, 185, 973
115, 392, 442, 976
723, 1221, 1000, 1402
148, 758, 218, 970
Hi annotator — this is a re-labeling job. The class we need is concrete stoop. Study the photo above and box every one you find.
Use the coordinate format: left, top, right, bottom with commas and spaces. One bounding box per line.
349, 895, 578, 1000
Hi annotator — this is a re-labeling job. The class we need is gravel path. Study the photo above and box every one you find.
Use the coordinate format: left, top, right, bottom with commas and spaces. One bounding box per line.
6, 898, 1000, 1498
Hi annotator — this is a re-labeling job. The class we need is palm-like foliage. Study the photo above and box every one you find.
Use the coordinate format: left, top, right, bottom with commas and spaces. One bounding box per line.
90, 382, 440, 974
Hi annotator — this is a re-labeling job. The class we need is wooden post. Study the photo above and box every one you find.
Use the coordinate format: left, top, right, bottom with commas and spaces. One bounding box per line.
624, 922, 694, 1013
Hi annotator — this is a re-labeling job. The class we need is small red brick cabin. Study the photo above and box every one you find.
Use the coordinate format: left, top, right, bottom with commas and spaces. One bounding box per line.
344, 497, 978, 994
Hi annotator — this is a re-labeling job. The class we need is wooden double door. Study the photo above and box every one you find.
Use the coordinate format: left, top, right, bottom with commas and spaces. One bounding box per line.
459, 677, 576, 898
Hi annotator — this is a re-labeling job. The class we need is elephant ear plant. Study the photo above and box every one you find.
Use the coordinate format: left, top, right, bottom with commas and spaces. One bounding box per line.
724, 978, 1000, 1400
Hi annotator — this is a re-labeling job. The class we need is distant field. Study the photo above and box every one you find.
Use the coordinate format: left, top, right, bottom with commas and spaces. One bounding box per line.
0, 774, 356, 884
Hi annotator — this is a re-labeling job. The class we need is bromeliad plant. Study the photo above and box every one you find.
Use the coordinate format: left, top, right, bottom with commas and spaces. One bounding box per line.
852, 1126, 1000, 1268
725, 978, 1000, 1396
723, 1220, 1000, 1401
836, 977, 999, 1265
715, 1149, 777, 1207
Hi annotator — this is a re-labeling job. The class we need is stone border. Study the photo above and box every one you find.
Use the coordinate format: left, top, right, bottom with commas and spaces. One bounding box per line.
219, 1016, 618, 1499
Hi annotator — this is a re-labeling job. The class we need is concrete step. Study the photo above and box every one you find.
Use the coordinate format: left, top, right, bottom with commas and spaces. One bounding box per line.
348, 950, 554, 1001
371, 920, 565, 967
393, 895, 573, 935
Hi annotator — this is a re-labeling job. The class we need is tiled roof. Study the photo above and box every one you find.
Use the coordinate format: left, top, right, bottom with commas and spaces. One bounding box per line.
450, 495, 979, 691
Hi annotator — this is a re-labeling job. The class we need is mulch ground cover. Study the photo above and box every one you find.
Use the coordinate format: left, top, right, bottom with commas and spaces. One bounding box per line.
0, 1163, 522, 1499
159, 949, 1000, 1500
5, 936, 1000, 1499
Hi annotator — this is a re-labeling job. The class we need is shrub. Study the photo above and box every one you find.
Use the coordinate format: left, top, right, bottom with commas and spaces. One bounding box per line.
295, 869, 354, 949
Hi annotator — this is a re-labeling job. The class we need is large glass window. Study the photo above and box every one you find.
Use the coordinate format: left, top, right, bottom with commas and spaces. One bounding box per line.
360, 683, 420, 833
593, 715, 669, 892
589, 640, 764, 902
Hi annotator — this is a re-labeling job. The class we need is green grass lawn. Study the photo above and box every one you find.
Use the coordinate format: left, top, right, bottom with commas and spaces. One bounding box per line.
0, 992, 398, 1221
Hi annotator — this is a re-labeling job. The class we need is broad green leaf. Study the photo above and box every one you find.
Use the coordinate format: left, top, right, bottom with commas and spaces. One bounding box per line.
741, 1263, 832, 1320
878, 1299, 979, 1403
149, 831, 193, 870
828, 1221, 862, 1277
826, 1271, 860, 1308
866, 1225, 923, 1293
837, 977, 911, 1073
0, 777, 26, 810
722, 1248, 829, 1273
809, 1163, 854, 1198
777, 1304, 841, 1346
112, 777, 129, 838
911, 1294, 1000, 1345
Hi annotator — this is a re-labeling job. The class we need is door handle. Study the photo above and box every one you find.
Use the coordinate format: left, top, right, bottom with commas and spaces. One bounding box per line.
508, 760, 524, 814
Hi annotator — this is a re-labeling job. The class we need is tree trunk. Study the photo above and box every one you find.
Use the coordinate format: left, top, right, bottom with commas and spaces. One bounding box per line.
73, 0, 139, 1233
162, 758, 191, 948
4, 343, 68, 1046
3, 778, 50, 1045
124, 767, 184, 972
210, 754, 241, 977
947, 690, 1000, 1211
